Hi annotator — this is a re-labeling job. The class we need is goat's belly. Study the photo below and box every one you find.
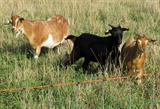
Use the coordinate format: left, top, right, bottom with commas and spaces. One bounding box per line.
42, 34, 60, 48
84, 55, 106, 62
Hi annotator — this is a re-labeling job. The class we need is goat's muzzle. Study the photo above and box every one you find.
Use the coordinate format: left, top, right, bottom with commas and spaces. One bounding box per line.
138, 47, 145, 53
12, 28, 15, 32
12, 26, 17, 33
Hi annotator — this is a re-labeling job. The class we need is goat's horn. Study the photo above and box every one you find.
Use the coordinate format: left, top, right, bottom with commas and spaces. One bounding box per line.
18, 10, 30, 17
135, 34, 141, 37
11, 11, 14, 16
143, 34, 146, 37
149, 39, 157, 42
108, 24, 115, 28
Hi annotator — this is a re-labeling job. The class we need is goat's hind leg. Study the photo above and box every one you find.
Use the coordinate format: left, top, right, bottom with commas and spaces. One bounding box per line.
82, 59, 90, 71
64, 47, 81, 66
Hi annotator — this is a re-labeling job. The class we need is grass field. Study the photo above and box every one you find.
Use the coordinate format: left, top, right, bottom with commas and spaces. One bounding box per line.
0, 0, 160, 108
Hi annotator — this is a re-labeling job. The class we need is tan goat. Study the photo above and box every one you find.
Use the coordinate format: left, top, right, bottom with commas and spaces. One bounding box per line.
121, 34, 156, 83
10, 15, 69, 59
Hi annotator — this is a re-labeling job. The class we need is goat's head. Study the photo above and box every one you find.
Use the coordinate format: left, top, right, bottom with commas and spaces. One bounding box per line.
10, 15, 24, 37
105, 24, 129, 45
134, 34, 156, 52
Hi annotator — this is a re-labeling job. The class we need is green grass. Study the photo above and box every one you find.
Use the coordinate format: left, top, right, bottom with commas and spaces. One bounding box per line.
0, 0, 160, 108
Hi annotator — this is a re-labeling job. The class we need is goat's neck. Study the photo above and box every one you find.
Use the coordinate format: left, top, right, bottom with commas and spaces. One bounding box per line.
111, 37, 120, 47
105, 36, 119, 46
134, 45, 145, 57
22, 20, 33, 39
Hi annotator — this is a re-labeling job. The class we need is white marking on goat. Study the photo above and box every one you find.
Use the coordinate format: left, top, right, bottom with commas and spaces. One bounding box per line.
42, 34, 60, 48
15, 18, 19, 25
12, 26, 16, 30
145, 40, 148, 45
138, 40, 142, 44
64, 35, 68, 39
34, 55, 39, 59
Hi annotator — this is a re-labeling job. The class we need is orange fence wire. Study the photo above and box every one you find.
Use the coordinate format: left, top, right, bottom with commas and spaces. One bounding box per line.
0, 76, 129, 93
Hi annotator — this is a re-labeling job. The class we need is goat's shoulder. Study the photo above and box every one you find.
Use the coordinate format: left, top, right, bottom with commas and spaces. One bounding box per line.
121, 37, 136, 56
124, 37, 136, 48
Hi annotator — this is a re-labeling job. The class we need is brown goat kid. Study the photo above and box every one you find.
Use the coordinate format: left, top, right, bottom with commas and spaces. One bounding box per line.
121, 34, 156, 83
10, 15, 69, 59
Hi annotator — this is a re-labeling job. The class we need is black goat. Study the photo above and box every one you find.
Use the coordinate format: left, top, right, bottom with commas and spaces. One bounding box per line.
64, 25, 129, 71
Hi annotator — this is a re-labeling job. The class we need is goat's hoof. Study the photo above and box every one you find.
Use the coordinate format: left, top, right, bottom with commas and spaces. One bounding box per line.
137, 80, 142, 85
136, 78, 142, 85
34, 55, 39, 59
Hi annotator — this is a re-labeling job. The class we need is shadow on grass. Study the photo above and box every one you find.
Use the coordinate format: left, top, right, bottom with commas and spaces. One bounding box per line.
0, 42, 60, 59
60, 56, 99, 75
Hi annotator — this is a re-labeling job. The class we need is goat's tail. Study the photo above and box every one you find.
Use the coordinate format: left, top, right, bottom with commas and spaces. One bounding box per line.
65, 35, 76, 42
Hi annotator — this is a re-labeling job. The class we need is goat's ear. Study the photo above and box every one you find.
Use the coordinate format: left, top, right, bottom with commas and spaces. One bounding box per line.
8, 20, 12, 24
122, 28, 129, 31
108, 24, 115, 28
105, 31, 110, 35
105, 30, 112, 35
4, 19, 12, 25
135, 34, 141, 38
148, 39, 157, 43
133, 36, 137, 40
133, 35, 139, 40
19, 17, 24, 23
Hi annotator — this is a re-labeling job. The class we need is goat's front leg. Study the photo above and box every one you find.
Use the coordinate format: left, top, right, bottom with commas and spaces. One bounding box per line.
128, 69, 133, 77
127, 63, 133, 78
113, 50, 120, 67
136, 69, 144, 84
116, 54, 120, 67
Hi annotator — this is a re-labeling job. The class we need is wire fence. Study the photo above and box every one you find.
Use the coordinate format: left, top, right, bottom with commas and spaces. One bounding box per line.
0, 76, 129, 93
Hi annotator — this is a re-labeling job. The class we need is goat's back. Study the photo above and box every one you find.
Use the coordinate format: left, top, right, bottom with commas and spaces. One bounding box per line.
29, 15, 68, 45
75, 33, 111, 48
73, 33, 115, 62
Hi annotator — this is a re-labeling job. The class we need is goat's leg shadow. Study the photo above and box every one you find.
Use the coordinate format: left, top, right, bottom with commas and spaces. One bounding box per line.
27, 47, 36, 58
26, 46, 49, 59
